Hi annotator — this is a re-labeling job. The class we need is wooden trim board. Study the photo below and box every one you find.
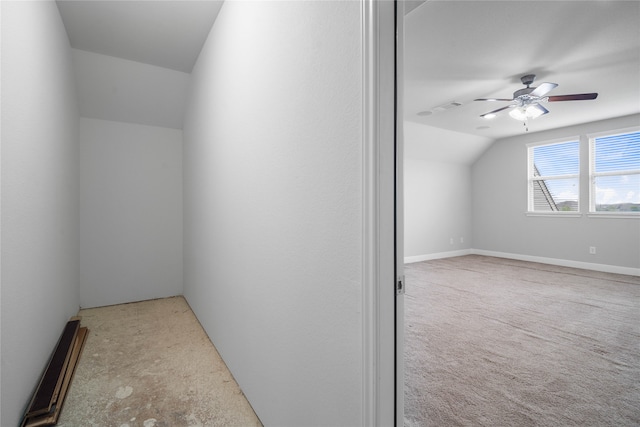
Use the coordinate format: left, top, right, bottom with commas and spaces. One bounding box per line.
21, 320, 88, 427
25, 320, 80, 417
24, 327, 88, 427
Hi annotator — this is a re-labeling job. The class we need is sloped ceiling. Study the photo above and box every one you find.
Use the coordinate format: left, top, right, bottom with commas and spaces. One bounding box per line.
56, 0, 223, 73
54, 1, 640, 137
405, 1, 640, 142
72, 49, 190, 129
55, 0, 224, 129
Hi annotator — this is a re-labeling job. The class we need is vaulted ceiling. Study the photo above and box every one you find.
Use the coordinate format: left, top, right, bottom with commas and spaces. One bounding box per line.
55, 1, 639, 144
56, 0, 223, 73
404, 1, 640, 142
55, 0, 224, 129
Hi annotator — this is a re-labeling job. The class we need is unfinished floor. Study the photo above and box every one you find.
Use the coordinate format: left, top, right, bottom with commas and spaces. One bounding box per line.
58, 296, 262, 427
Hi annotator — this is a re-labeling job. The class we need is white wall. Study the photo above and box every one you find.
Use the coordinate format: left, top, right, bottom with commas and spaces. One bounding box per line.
79, 118, 183, 308
183, 2, 364, 425
403, 122, 481, 261
1, 2, 80, 425
405, 158, 472, 260
472, 114, 640, 273
72, 48, 190, 129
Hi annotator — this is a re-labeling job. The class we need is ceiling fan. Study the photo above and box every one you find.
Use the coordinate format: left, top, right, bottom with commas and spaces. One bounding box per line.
475, 74, 598, 121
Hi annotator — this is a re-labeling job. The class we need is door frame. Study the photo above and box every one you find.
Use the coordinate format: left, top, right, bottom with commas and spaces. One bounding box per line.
395, 2, 405, 426
361, 0, 403, 425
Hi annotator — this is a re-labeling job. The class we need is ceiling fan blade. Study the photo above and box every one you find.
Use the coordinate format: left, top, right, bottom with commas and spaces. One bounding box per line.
480, 104, 514, 118
474, 98, 513, 102
530, 82, 558, 97
547, 93, 598, 102
533, 104, 549, 116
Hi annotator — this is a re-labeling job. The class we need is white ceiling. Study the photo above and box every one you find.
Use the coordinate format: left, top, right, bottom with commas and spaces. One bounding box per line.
53, 1, 640, 138
72, 48, 190, 129
404, 0, 640, 141
56, 0, 223, 73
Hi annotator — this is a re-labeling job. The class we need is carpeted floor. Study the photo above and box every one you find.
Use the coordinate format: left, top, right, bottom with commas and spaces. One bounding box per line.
58, 296, 262, 427
404, 255, 640, 427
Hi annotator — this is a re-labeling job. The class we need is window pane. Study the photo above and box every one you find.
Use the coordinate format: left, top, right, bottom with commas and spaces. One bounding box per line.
593, 174, 640, 212
532, 178, 579, 211
529, 140, 580, 212
533, 141, 580, 176
594, 131, 640, 173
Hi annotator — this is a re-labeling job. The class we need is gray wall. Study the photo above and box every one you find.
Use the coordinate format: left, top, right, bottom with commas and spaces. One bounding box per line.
403, 121, 490, 260
183, 2, 364, 426
79, 118, 183, 308
472, 114, 640, 272
1, 2, 80, 425
405, 157, 472, 259
72, 45, 187, 309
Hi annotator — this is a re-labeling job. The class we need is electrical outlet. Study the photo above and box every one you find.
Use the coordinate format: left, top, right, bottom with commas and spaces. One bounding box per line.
589, 246, 596, 254
460, 237, 464, 243
450, 238, 454, 245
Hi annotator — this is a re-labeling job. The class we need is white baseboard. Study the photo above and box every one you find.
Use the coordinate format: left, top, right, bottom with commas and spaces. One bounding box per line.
470, 249, 640, 277
404, 249, 471, 264
405, 249, 639, 276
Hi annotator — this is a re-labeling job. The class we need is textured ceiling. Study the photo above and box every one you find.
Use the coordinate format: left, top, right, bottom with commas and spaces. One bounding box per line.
404, 0, 640, 141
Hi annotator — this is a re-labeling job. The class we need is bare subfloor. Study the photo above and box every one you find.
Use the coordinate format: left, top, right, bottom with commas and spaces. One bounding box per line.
58, 296, 262, 427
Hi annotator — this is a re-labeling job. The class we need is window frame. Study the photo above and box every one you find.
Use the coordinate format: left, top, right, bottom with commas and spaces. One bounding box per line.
588, 126, 640, 217
526, 137, 581, 216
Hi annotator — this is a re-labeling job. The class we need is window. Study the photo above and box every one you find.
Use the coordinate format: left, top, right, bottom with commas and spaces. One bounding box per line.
528, 140, 580, 212
589, 129, 640, 213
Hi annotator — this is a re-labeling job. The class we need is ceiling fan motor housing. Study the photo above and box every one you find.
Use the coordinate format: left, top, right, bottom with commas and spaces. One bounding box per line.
521, 74, 536, 86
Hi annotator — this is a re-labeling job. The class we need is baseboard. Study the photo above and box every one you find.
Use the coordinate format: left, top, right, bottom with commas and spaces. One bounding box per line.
405, 249, 639, 276
404, 249, 472, 264
471, 249, 640, 277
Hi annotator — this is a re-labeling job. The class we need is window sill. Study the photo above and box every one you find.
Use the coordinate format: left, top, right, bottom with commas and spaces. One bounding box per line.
587, 213, 640, 219
525, 212, 640, 219
526, 212, 582, 218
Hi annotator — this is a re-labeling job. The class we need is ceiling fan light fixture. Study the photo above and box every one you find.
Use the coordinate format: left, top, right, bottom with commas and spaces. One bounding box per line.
509, 104, 545, 121
509, 107, 528, 121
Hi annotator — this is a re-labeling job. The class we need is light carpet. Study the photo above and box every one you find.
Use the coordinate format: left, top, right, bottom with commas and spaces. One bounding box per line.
404, 255, 640, 427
